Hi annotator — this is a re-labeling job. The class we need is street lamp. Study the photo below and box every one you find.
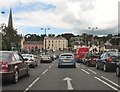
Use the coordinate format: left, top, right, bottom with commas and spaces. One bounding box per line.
88, 27, 98, 47
41, 28, 50, 54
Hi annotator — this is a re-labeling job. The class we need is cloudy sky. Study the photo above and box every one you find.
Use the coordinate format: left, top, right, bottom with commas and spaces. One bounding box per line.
0, 0, 119, 36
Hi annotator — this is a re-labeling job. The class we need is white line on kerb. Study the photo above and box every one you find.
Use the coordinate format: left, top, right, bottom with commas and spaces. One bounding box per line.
101, 76, 120, 88
42, 69, 48, 75
88, 69, 96, 74
81, 69, 90, 74
24, 77, 40, 92
94, 77, 119, 91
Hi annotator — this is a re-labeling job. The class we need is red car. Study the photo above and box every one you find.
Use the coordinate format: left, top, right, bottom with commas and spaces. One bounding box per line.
0, 51, 30, 83
75, 47, 89, 63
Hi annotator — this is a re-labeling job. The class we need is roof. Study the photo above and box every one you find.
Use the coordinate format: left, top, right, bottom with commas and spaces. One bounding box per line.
44, 37, 67, 40
23, 41, 43, 45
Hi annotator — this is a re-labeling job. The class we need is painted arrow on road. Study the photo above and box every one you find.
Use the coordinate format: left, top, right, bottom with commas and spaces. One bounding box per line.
63, 77, 73, 90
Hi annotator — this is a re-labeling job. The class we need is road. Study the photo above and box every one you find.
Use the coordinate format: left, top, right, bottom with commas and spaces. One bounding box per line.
2, 59, 120, 91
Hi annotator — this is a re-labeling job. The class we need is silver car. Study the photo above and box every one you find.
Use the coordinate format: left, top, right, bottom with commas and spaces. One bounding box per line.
58, 53, 76, 68
40, 55, 52, 63
22, 54, 38, 68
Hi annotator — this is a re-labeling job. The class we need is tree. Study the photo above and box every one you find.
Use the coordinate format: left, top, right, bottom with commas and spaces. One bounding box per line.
1, 24, 22, 50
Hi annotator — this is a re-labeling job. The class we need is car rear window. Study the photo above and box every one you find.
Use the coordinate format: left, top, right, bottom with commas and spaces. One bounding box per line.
60, 54, 74, 59
0, 52, 10, 61
22, 54, 32, 57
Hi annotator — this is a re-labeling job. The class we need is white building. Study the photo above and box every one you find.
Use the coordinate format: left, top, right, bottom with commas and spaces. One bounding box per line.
44, 36, 68, 51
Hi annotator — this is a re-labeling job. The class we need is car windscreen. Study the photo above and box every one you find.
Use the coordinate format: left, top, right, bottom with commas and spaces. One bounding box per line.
108, 52, 120, 57
60, 54, 74, 60
0, 52, 10, 61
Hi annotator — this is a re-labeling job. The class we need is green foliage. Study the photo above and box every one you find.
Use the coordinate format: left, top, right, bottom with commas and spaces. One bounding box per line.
1, 24, 22, 50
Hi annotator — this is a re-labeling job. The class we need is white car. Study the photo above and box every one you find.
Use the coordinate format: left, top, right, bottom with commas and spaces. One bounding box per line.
22, 54, 38, 68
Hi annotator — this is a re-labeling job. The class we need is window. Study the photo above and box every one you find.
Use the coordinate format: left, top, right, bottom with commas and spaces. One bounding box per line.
14, 52, 23, 61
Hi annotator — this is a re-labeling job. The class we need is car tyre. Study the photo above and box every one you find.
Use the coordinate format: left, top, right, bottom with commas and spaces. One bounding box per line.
96, 63, 99, 69
58, 65, 61, 68
13, 70, 19, 84
86, 62, 90, 67
26, 67, 30, 77
73, 65, 76, 68
103, 64, 108, 72
116, 67, 120, 77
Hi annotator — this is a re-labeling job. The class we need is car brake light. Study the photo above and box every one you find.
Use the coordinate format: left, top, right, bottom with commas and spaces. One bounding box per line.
108, 57, 112, 62
1, 62, 8, 72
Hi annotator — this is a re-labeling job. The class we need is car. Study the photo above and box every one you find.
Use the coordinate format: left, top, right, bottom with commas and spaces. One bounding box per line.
40, 54, 52, 63
0, 51, 30, 84
83, 52, 100, 67
96, 52, 120, 72
75, 47, 89, 63
22, 54, 38, 68
58, 53, 76, 68
116, 61, 120, 77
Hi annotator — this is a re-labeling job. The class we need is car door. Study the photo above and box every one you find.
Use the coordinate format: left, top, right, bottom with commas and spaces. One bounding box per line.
13, 52, 27, 76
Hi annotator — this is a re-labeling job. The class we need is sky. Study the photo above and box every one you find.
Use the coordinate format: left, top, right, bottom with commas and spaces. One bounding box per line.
0, 0, 119, 36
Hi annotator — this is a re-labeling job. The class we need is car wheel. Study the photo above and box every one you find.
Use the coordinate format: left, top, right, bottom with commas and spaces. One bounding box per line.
13, 70, 19, 84
58, 65, 61, 68
73, 65, 76, 68
116, 67, 120, 77
86, 62, 90, 67
26, 67, 30, 77
96, 63, 99, 69
103, 64, 108, 72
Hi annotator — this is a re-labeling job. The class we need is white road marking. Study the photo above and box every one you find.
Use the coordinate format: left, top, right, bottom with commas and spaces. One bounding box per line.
81, 69, 90, 74
42, 69, 48, 75
49, 66, 52, 68
101, 76, 120, 88
81, 65, 86, 68
76, 65, 79, 68
88, 69, 96, 74
24, 77, 40, 92
63, 77, 74, 90
94, 77, 119, 91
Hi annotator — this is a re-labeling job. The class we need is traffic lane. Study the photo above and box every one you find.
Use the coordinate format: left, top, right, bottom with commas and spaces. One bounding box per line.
26, 60, 115, 90
77, 63, 120, 86
2, 62, 53, 91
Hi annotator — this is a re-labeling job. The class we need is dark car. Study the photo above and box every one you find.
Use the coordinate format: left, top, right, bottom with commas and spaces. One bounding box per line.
116, 58, 120, 77
58, 53, 76, 68
0, 51, 30, 83
83, 52, 100, 67
96, 52, 120, 72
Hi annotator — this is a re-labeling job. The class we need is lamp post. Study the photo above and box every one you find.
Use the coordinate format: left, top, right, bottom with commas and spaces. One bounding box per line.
88, 27, 98, 49
41, 28, 50, 54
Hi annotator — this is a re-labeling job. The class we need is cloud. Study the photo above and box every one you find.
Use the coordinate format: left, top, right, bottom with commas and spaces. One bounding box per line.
0, 0, 119, 36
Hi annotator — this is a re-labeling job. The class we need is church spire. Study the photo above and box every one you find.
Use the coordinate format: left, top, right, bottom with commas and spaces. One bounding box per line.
8, 8, 13, 28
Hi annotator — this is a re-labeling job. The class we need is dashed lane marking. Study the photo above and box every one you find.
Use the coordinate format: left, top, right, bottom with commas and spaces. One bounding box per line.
94, 77, 119, 91
101, 76, 120, 88
24, 77, 40, 92
88, 69, 96, 74
42, 69, 48, 75
81, 69, 90, 74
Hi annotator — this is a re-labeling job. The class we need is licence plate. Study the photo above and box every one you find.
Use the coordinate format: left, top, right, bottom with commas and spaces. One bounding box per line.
63, 60, 70, 62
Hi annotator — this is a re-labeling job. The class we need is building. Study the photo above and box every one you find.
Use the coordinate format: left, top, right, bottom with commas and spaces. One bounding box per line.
44, 36, 68, 51
23, 41, 43, 51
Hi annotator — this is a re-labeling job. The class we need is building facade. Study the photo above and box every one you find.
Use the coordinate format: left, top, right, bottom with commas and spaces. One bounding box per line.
44, 37, 68, 51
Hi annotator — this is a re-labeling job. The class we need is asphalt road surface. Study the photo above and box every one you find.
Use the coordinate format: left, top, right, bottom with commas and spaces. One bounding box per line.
2, 59, 120, 92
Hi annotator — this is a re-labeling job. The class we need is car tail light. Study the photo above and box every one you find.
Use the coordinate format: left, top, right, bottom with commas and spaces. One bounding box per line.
1, 62, 8, 72
107, 57, 112, 62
